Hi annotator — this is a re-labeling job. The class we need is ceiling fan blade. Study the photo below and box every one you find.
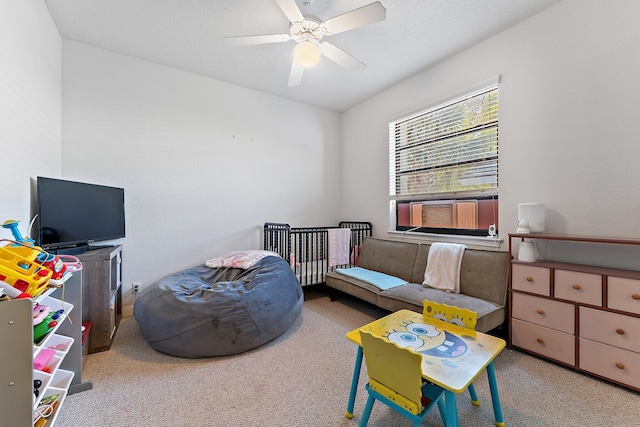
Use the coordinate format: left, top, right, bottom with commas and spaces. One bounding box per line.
322, 1, 386, 35
319, 42, 366, 72
275, 0, 304, 23
224, 34, 290, 47
288, 60, 304, 87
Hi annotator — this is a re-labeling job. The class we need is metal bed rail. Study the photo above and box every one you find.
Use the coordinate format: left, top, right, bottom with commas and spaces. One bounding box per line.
263, 221, 372, 286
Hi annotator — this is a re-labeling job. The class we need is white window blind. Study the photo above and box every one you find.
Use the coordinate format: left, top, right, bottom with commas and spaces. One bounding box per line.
389, 84, 499, 201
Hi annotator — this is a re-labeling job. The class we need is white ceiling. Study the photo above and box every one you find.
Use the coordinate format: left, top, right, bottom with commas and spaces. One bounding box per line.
44, 0, 561, 112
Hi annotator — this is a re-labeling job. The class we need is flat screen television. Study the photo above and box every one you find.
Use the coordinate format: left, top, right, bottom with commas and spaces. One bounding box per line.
36, 176, 125, 250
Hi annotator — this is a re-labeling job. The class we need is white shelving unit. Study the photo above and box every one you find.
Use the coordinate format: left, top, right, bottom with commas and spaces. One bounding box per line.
32, 294, 75, 426
0, 271, 91, 426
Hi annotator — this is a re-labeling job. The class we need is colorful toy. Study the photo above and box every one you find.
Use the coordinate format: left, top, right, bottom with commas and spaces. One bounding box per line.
2, 219, 35, 245
33, 304, 51, 325
33, 312, 58, 343
0, 244, 52, 297
33, 348, 56, 372
0, 280, 31, 299
1, 219, 57, 296
37, 252, 67, 280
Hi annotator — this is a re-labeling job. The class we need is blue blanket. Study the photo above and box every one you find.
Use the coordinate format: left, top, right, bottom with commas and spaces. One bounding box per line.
335, 267, 407, 290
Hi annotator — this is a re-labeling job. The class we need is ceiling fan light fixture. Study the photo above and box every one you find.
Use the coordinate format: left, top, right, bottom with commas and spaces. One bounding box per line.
225, 0, 386, 85
293, 41, 321, 68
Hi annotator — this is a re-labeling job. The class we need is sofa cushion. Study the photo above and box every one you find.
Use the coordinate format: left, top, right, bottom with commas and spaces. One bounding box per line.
334, 267, 407, 290
413, 244, 509, 306
325, 271, 382, 306
357, 237, 419, 283
459, 250, 510, 306
377, 283, 504, 333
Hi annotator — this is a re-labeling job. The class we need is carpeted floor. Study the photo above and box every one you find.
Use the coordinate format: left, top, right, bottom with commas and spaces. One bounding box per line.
55, 288, 639, 426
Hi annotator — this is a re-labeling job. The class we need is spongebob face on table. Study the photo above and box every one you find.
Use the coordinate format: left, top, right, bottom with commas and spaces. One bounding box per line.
385, 320, 468, 358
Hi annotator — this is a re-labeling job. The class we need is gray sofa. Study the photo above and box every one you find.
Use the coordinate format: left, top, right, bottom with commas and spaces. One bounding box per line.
325, 237, 510, 333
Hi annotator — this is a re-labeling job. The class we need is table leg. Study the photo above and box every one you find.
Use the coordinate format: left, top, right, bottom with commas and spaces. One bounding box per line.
486, 362, 505, 427
443, 390, 459, 427
346, 346, 363, 419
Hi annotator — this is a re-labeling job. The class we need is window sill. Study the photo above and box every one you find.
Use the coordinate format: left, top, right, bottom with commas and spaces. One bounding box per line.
387, 230, 504, 249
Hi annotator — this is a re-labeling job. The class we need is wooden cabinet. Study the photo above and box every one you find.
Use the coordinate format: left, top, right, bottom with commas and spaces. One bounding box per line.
77, 245, 122, 353
508, 233, 640, 392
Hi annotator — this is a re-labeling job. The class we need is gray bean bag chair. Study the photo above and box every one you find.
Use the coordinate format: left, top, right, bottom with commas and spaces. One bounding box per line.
133, 256, 303, 358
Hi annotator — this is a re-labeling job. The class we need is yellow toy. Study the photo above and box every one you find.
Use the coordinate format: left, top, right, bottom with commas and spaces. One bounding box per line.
358, 329, 448, 426
0, 220, 52, 298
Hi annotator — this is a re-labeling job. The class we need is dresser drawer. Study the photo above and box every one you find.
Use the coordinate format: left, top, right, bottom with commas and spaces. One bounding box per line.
511, 319, 575, 366
512, 264, 550, 296
554, 269, 602, 306
512, 292, 574, 334
579, 307, 640, 353
608, 276, 640, 315
579, 338, 640, 390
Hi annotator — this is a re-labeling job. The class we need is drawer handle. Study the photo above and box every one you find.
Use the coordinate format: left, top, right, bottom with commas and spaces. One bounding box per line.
536, 309, 545, 315
572, 283, 581, 290
616, 362, 625, 370
632, 294, 640, 300
616, 328, 625, 335
537, 338, 544, 344
526, 276, 533, 282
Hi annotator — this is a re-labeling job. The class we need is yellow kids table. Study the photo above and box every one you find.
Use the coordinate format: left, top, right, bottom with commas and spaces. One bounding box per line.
345, 309, 506, 427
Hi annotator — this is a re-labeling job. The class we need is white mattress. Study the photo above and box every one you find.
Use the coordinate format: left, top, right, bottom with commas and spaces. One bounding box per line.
294, 260, 328, 285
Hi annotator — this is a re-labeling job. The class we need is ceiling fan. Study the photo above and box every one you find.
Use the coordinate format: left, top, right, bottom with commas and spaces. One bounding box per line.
223, 0, 386, 87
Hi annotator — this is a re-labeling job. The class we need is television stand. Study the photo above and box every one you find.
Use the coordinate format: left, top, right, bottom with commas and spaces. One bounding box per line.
76, 245, 123, 353
86, 244, 116, 251
47, 244, 90, 255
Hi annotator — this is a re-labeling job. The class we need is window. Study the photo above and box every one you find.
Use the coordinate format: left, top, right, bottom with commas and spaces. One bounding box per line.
389, 81, 499, 237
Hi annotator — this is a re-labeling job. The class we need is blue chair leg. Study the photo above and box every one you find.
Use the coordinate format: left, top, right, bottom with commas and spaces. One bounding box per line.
486, 362, 505, 426
346, 346, 364, 418
437, 397, 447, 424
468, 383, 480, 406
359, 394, 375, 427
443, 390, 459, 427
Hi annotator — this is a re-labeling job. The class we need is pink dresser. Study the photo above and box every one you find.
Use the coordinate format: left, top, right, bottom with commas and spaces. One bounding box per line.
509, 234, 640, 392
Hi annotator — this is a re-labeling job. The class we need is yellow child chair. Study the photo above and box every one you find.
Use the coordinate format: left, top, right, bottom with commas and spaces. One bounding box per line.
423, 300, 506, 427
358, 329, 448, 427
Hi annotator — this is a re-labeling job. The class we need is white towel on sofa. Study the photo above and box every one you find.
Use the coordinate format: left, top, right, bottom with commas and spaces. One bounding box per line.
422, 242, 466, 293
328, 228, 351, 267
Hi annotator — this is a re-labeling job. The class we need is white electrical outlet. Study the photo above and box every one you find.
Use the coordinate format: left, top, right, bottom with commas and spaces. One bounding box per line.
132, 282, 141, 294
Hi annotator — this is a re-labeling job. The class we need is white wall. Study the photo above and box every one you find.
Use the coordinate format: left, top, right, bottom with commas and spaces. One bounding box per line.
61, 41, 342, 294
6, 0, 639, 293
0, 1, 61, 232
341, 0, 640, 267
